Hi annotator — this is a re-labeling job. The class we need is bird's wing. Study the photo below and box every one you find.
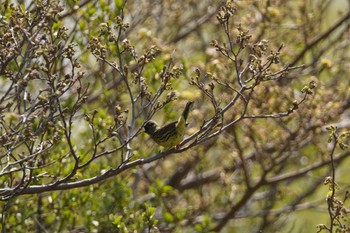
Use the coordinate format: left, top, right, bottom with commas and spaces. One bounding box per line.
153, 121, 178, 142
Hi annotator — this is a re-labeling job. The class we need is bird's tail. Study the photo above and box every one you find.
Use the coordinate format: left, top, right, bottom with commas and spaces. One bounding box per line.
175, 101, 194, 138
182, 101, 194, 122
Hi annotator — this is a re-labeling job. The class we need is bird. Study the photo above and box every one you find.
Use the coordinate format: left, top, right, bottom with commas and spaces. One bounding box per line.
144, 101, 194, 148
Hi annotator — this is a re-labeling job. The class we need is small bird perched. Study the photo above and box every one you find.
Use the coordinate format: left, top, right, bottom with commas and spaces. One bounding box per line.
144, 101, 194, 148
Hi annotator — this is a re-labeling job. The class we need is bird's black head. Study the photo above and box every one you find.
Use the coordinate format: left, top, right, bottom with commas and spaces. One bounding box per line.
144, 121, 158, 135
